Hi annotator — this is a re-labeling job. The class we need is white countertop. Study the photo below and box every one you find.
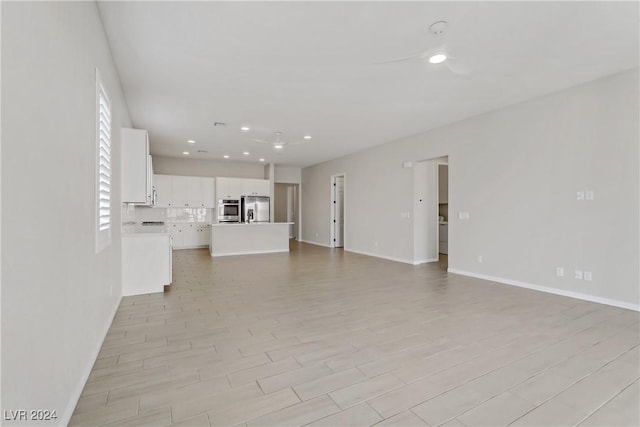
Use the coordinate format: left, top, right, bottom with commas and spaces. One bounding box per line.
122, 232, 170, 238
211, 222, 293, 227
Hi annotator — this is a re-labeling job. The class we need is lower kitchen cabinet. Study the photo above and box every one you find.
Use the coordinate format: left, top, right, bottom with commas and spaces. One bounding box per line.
122, 233, 172, 296
169, 223, 210, 250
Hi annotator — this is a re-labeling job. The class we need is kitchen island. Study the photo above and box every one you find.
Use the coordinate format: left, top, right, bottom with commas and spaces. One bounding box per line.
210, 222, 293, 257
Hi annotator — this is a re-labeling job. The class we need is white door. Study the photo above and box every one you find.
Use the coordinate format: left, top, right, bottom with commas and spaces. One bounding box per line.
333, 176, 344, 248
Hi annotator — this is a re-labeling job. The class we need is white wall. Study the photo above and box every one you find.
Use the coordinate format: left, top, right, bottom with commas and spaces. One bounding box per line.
2, 2, 132, 425
274, 166, 302, 184
302, 69, 639, 309
153, 155, 265, 179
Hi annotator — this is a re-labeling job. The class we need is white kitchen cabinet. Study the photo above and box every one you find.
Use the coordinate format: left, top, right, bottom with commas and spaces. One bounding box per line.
154, 175, 215, 208
153, 174, 173, 207
122, 128, 153, 205
201, 178, 216, 207
182, 223, 198, 247
171, 177, 187, 207
170, 223, 210, 249
168, 224, 184, 248
216, 177, 244, 200
216, 177, 269, 199
122, 233, 172, 296
197, 225, 210, 246
242, 178, 270, 196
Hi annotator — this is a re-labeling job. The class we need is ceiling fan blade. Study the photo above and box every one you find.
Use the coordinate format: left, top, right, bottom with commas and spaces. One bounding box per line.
446, 57, 471, 75
374, 51, 428, 65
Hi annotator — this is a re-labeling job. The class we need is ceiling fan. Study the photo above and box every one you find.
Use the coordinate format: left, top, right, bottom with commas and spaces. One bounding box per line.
376, 20, 471, 75
251, 132, 305, 150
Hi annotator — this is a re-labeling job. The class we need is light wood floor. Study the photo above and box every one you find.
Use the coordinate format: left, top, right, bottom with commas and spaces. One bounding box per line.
71, 242, 639, 426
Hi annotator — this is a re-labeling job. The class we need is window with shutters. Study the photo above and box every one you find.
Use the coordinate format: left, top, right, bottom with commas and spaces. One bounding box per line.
96, 70, 112, 253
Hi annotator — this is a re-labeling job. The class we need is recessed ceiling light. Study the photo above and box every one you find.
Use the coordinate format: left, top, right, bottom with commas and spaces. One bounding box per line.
182, 151, 190, 155
243, 151, 250, 156
240, 126, 250, 132
274, 144, 284, 150
187, 139, 195, 144
428, 53, 447, 64
304, 135, 312, 140
223, 155, 230, 159
259, 158, 265, 162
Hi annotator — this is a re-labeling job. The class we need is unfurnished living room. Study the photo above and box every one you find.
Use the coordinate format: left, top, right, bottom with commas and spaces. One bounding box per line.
1, 1, 639, 427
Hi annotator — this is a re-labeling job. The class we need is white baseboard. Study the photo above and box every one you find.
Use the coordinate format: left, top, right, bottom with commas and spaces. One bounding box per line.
413, 258, 439, 265
60, 295, 122, 426
298, 239, 332, 248
345, 248, 415, 265
448, 268, 640, 312
210, 249, 289, 257
173, 244, 208, 250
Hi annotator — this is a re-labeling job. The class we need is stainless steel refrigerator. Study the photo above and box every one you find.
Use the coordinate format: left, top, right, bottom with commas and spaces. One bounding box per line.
241, 196, 270, 223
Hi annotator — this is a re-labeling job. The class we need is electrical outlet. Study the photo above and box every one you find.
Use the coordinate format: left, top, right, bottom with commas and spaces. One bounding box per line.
477, 255, 483, 263
586, 190, 594, 201
575, 270, 583, 280
576, 191, 585, 201
584, 271, 592, 281
556, 267, 564, 277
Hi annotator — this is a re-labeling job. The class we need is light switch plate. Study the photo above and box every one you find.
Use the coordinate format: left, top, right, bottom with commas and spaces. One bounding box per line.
584, 271, 592, 281
586, 191, 594, 201
575, 270, 583, 280
556, 267, 564, 277
576, 191, 585, 201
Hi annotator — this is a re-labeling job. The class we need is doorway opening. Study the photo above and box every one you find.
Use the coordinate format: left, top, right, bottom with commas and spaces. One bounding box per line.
437, 162, 449, 270
330, 174, 345, 248
274, 183, 299, 240
412, 156, 448, 270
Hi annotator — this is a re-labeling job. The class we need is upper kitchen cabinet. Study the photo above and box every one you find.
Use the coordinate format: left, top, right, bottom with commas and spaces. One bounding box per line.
172, 175, 201, 207
242, 178, 270, 197
153, 174, 173, 207
438, 164, 449, 204
122, 128, 154, 205
216, 177, 270, 199
154, 174, 216, 208
216, 177, 243, 200
201, 178, 216, 207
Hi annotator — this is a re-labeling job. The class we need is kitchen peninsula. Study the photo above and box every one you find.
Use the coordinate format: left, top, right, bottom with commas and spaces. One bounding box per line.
210, 222, 293, 257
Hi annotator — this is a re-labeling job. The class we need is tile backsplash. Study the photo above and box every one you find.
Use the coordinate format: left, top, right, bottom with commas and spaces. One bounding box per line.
122, 205, 213, 227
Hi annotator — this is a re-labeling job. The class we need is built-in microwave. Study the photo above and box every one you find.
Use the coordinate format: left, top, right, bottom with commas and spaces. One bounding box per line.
217, 199, 240, 223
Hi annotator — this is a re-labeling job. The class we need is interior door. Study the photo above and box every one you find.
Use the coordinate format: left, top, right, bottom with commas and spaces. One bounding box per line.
334, 176, 344, 248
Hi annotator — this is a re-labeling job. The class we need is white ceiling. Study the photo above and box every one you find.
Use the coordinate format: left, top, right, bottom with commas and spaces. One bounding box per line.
98, 1, 639, 167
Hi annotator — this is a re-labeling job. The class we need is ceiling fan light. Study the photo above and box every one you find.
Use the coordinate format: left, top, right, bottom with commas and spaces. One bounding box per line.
428, 53, 447, 64
274, 144, 284, 150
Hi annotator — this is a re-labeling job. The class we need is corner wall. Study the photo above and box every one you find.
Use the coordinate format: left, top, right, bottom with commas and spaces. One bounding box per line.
302, 69, 639, 309
2, 2, 132, 424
